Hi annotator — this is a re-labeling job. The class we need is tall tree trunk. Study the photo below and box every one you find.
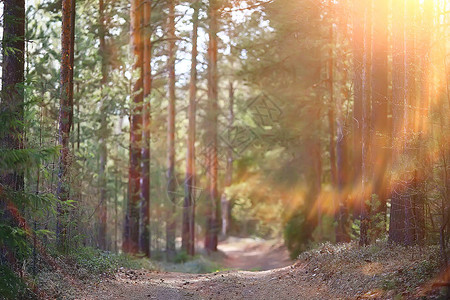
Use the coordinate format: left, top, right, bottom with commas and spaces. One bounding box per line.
182, 2, 199, 256
124, 0, 143, 254
221, 81, 234, 237
166, 0, 177, 260
205, 0, 219, 252
139, 0, 152, 258
0, 0, 25, 265
98, 0, 108, 251
360, 0, 372, 247
415, 0, 434, 245
403, 0, 418, 246
309, 137, 323, 239
327, 0, 337, 204
57, 0, 76, 252
0, 0, 25, 191
370, 0, 388, 238
389, 0, 406, 244
352, 0, 363, 217
335, 3, 350, 243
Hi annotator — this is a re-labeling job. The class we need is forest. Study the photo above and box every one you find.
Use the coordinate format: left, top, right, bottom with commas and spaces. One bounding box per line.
0, 0, 449, 299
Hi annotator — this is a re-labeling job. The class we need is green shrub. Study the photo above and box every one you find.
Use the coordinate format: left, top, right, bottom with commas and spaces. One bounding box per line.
283, 209, 315, 259
69, 247, 153, 277
174, 250, 189, 264
0, 265, 35, 300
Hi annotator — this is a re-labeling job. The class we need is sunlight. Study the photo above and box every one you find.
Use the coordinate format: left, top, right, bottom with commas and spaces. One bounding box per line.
0, 0, 449, 298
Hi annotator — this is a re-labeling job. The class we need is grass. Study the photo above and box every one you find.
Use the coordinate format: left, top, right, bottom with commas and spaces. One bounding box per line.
32, 246, 158, 300
156, 255, 228, 274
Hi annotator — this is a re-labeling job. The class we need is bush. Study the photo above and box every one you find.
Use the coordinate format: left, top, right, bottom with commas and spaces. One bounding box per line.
174, 250, 189, 264
69, 247, 154, 277
0, 265, 35, 300
283, 209, 315, 259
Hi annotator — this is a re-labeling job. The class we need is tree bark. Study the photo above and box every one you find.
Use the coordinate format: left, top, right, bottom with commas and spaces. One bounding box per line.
139, 0, 152, 258
335, 1, 350, 243
98, 0, 108, 251
403, 0, 418, 246
370, 0, 389, 237
182, 2, 199, 256
205, 0, 219, 252
389, 0, 406, 244
352, 0, 363, 217
221, 81, 234, 237
0, 0, 25, 191
415, 0, 434, 245
0, 0, 25, 266
327, 0, 337, 201
124, 0, 143, 254
166, 0, 177, 260
57, 0, 76, 252
359, 0, 372, 247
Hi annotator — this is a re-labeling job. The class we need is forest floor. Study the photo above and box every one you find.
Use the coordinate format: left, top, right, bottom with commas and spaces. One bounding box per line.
66, 238, 446, 300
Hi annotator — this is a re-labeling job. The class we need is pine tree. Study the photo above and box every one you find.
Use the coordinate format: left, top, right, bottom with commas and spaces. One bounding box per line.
370, 0, 389, 238
57, 0, 76, 251
166, 0, 177, 260
98, 0, 109, 251
125, 0, 143, 254
140, 0, 152, 258
359, 0, 372, 247
182, 1, 200, 256
389, 0, 406, 244
204, 0, 220, 252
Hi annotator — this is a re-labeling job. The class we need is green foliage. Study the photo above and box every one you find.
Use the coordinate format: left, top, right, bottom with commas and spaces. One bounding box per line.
368, 194, 387, 242
174, 250, 190, 264
69, 246, 153, 277
159, 255, 226, 274
283, 209, 315, 259
0, 265, 34, 300
0, 224, 29, 259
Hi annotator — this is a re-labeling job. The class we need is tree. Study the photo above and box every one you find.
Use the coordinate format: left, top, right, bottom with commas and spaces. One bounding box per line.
221, 81, 234, 237
359, 0, 372, 246
327, 0, 337, 210
335, 0, 351, 243
389, 0, 406, 244
0, 0, 26, 267
204, 0, 220, 252
140, 0, 152, 258
166, 0, 177, 260
98, 0, 108, 251
220, 15, 236, 238
403, 0, 418, 246
57, 0, 76, 251
1, 0, 25, 192
416, 0, 434, 246
370, 0, 388, 237
351, 0, 363, 217
124, 0, 143, 254
182, 1, 200, 256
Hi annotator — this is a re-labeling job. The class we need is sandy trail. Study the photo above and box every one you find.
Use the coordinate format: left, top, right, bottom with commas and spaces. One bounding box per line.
217, 237, 292, 271
78, 239, 442, 300
80, 238, 333, 300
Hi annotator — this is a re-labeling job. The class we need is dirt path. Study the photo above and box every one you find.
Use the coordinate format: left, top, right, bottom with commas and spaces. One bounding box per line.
80, 238, 331, 300
77, 240, 440, 299
217, 237, 292, 271
82, 265, 337, 300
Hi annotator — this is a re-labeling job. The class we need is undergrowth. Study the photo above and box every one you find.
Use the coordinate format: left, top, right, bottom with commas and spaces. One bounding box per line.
32, 247, 156, 300
157, 255, 226, 274
68, 246, 155, 277
296, 241, 443, 299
